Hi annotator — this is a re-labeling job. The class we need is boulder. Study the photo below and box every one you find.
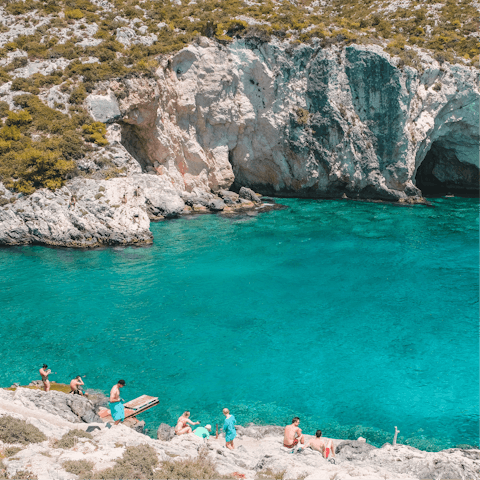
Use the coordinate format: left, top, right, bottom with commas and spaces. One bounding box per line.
86, 92, 121, 123
239, 187, 261, 203
157, 423, 175, 441
81, 411, 102, 423
218, 190, 239, 204
208, 198, 225, 211
335, 440, 377, 460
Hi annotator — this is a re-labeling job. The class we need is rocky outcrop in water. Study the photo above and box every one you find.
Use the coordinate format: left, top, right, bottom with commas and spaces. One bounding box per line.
92, 39, 478, 202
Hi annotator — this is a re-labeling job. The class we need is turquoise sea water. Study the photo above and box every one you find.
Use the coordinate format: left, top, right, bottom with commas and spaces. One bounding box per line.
0, 197, 478, 451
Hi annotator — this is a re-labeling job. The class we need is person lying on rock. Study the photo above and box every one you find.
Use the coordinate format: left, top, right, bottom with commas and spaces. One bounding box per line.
109, 379, 126, 426
193, 424, 212, 439
284, 417, 305, 451
175, 411, 200, 435
39, 364, 53, 392
305, 430, 335, 461
223, 408, 237, 450
70, 375, 89, 396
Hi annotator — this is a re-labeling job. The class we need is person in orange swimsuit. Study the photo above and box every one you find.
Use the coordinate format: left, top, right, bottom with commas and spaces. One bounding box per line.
175, 411, 200, 435
283, 417, 305, 450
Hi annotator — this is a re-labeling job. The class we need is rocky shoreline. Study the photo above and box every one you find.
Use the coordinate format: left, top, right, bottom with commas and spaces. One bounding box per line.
0, 173, 276, 248
0, 387, 478, 480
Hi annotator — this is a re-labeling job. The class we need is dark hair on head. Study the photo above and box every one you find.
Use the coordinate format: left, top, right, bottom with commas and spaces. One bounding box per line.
76, 375, 81, 379
292, 417, 300, 423
43, 364, 48, 369
316, 430, 322, 438
118, 379, 126, 385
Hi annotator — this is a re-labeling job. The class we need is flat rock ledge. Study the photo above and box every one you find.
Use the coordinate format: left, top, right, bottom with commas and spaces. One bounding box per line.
0, 388, 478, 480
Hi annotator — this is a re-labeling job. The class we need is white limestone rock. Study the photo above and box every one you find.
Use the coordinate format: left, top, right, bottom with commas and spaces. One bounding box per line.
86, 91, 121, 123
110, 40, 477, 201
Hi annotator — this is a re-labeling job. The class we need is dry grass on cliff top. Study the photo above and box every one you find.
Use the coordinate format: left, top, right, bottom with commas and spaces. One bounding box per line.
0, 416, 47, 445
54, 429, 93, 449
0, 0, 478, 67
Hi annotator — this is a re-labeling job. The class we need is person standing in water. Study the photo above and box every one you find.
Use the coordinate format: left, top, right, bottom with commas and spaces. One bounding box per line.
109, 380, 126, 426
223, 408, 236, 449
175, 411, 200, 435
39, 364, 52, 392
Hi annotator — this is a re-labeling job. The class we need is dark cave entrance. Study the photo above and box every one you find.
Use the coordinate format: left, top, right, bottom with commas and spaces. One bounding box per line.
415, 142, 479, 197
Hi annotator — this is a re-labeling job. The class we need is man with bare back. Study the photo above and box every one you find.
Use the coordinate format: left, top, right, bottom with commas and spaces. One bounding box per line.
284, 417, 305, 450
109, 380, 126, 425
39, 364, 52, 392
175, 411, 200, 435
306, 430, 336, 461
70, 376, 88, 396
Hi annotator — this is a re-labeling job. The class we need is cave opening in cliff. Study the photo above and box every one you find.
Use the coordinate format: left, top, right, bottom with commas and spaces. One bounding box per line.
415, 142, 479, 197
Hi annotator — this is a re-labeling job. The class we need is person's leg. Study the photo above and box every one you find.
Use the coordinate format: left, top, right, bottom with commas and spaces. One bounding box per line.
176, 427, 191, 435
226, 440, 234, 450
300, 435, 305, 445
45, 380, 50, 392
114, 419, 121, 426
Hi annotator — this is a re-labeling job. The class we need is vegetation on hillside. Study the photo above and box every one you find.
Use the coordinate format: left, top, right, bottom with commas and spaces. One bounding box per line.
0, 0, 477, 196
0, 96, 108, 194
0, 416, 47, 445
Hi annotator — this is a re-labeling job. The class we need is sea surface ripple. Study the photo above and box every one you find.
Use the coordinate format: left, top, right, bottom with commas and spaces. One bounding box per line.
0, 197, 478, 451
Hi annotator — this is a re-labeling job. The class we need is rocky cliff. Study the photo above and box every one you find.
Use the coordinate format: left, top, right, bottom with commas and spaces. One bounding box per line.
0, 387, 479, 480
92, 38, 479, 202
0, 33, 478, 247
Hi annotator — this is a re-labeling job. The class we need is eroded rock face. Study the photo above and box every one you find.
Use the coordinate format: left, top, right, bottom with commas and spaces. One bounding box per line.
0, 388, 101, 424
105, 39, 478, 200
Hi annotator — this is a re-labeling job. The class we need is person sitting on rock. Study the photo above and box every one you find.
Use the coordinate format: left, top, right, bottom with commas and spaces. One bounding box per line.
70, 375, 88, 396
306, 430, 335, 461
39, 364, 52, 392
175, 411, 199, 435
284, 417, 305, 451
193, 424, 212, 439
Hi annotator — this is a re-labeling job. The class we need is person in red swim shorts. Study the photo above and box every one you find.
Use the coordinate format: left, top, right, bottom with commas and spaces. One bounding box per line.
284, 417, 305, 450
306, 429, 336, 461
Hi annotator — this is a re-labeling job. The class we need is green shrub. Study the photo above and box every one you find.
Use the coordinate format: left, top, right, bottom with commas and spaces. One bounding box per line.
65, 8, 84, 19
93, 445, 158, 479
0, 69, 11, 86
0, 125, 21, 141
69, 85, 87, 105
0, 102, 10, 117
2, 147, 75, 194
55, 430, 93, 449
255, 469, 286, 480
82, 122, 108, 146
296, 108, 310, 125
3, 446, 23, 458
155, 450, 234, 479
0, 416, 47, 445
63, 459, 95, 477
11, 78, 40, 95
6, 111, 32, 126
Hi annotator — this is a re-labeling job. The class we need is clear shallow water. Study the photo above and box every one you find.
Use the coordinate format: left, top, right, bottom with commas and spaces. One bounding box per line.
0, 197, 478, 451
